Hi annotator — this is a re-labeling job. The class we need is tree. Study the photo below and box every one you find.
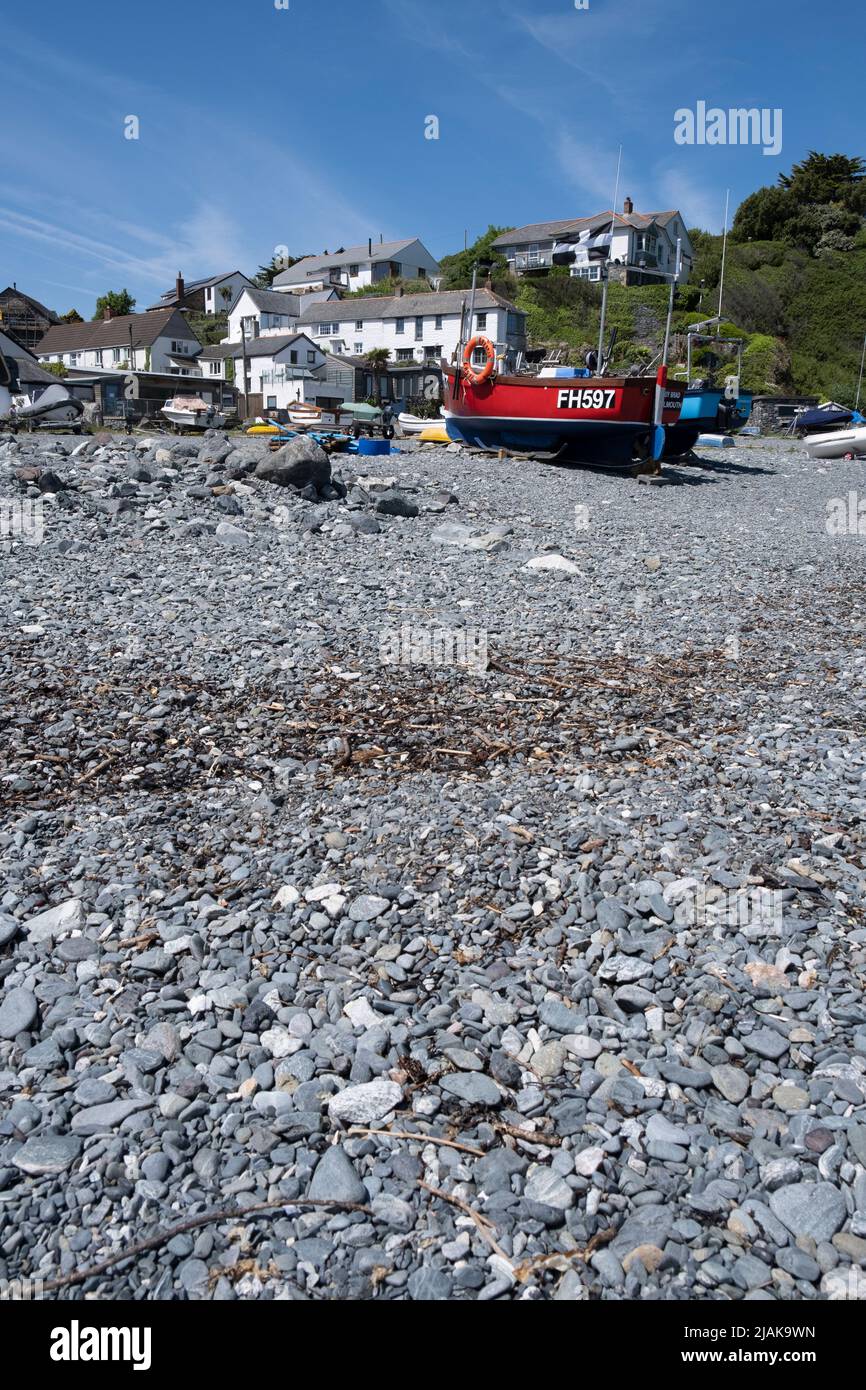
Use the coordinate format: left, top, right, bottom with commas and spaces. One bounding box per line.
779, 152, 865, 207
93, 289, 135, 320
58, 308, 83, 323
438, 226, 514, 289
731, 186, 793, 243
42, 361, 68, 378
363, 348, 390, 403
253, 253, 303, 288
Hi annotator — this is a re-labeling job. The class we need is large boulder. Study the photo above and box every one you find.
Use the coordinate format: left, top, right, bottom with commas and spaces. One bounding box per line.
255, 436, 331, 490
225, 442, 272, 475
198, 435, 233, 466
374, 490, 419, 518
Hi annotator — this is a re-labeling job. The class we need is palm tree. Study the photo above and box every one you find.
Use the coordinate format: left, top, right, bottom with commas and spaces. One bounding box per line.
363, 349, 391, 404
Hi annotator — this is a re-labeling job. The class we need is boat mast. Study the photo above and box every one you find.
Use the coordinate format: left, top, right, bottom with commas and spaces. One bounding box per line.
662, 238, 682, 370
717, 189, 730, 332
652, 237, 683, 451
596, 144, 623, 373
856, 331, 866, 411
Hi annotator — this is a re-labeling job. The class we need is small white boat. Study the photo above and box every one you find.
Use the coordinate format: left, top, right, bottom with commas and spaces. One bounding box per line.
805, 426, 866, 460
288, 403, 322, 427
161, 395, 226, 430
397, 410, 445, 436
397, 412, 430, 436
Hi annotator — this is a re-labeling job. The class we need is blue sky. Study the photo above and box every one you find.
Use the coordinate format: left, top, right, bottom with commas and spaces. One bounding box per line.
1, 0, 858, 316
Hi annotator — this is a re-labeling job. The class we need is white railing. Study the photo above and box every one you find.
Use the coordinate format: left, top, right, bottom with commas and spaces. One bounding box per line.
260, 367, 318, 385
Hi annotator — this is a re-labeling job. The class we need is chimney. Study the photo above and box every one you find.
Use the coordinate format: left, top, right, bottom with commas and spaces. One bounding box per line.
623, 196, 634, 215
175, 272, 185, 302
103, 305, 114, 321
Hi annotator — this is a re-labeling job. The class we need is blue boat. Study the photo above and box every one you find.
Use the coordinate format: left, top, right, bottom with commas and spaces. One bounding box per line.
664, 332, 753, 457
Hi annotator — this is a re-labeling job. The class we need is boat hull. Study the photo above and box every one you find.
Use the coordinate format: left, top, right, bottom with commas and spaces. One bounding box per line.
162, 410, 226, 429
442, 368, 683, 466
805, 427, 866, 459
662, 388, 753, 458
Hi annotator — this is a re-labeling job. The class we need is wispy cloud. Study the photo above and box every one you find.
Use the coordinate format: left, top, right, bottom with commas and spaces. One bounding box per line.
0, 21, 381, 308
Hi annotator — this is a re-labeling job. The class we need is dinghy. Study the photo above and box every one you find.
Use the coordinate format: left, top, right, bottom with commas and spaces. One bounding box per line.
805, 426, 866, 460
0, 361, 84, 431
161, 395, 226, 430
397, 412, 435, 436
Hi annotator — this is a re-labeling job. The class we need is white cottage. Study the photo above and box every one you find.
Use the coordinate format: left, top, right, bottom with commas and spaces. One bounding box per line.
36, 308, 202, 374
273, 238, 441, 295
224, 285, 340, 346
295, 289, 527, 370
493, 201, 694, 285
205, 332, 355, 412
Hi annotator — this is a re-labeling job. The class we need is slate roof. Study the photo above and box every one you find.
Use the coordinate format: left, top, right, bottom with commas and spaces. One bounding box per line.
273, 238, 436, 287
212, 332, 320, 360
149, 272, 251, 308
492, 211, 682, 246
296, 289, 520, 327
37, 309, 197, 355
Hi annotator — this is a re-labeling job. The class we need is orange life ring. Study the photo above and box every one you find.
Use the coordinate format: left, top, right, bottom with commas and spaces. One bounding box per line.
463, 336, 496, 386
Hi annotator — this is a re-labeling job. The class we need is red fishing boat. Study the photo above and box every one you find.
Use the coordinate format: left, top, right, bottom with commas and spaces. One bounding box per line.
442, 356, 685, 467
447, 355, 683, 464
444, 226, 688, 467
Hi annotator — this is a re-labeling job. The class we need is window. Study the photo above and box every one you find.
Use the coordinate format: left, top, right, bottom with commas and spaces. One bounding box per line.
424, 345, 442, 361
354, 342, 363, 355
435, 315, 443, 330
355, 319, 363, 331
208, 361, 222, 375
395, 318, 405, 334
472, 347, 487, 366
349, 264, 359, 276
307, 351, 316, 363
112, 348, 121, 364
476, 313, 487, 330
575, 266, 602, 282
267, 396, 277, 409
415, 316, 424, 340
417, 267, 427, 279
170, 339, 187, 353
290, 350, 298, 364
316, 322, 339, 336
93, 350, 103, 367
396, 349, 414, 362
69, 352, 79, 366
